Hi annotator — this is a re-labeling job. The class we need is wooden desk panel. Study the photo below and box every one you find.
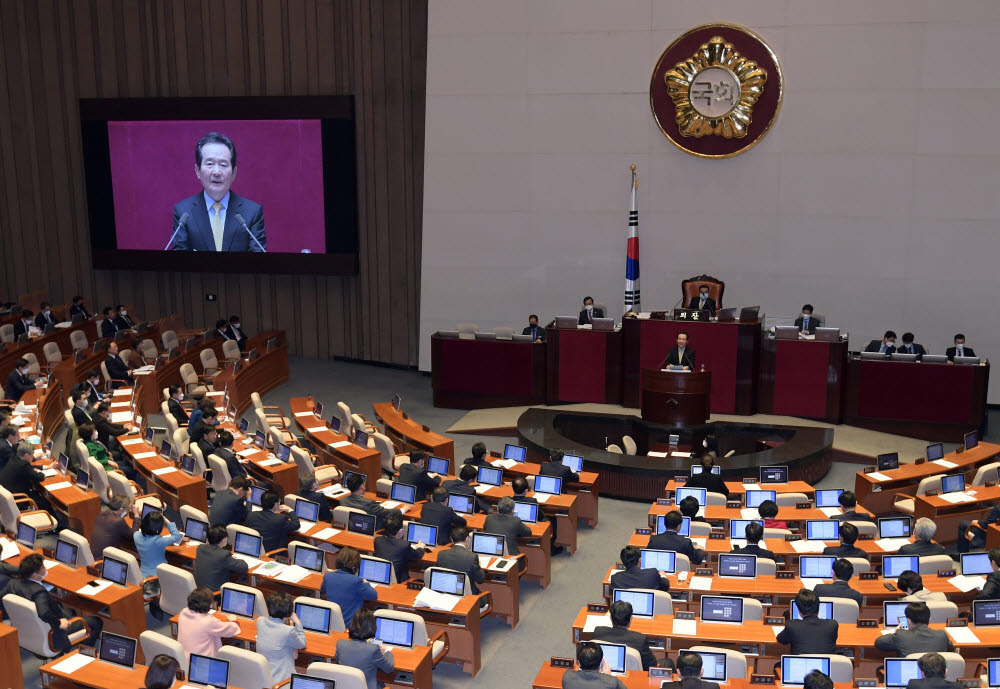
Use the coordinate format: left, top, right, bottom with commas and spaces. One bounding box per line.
546, 326, 623, 405
533, 665, 856, 689
758, 337, 847, 424
914, 483, 1000, 544
431, 335, 547, 409
1, 623, 24, 689
210, 331, 289, 416
120, 434, 209, 515
0, 321, 97, 385
664, 480, 815, 497
372, 401, 455, 460
498, 460, 600, 528
289, 398, 383, 488
40, 650, 250, 689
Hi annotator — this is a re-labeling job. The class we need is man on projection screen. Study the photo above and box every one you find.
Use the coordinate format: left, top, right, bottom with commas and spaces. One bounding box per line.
170, 132, 267, 252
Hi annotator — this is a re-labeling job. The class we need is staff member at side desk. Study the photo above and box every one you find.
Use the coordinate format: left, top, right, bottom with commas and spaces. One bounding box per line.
69, 296, 91, 320
687, 285, 716, 317
578, 296, 604, 325
795, 304, 819, 335
100, 307, 121, 339
661, 331, 695, 370
12, 311, 34, 340
5, 358, 41, 402
167, 385, 190, 426
35, 303, 56, 329
224, 315, 248, 351
522, 314, 545, 342
896, 332, 926, 358
946, 333, 976, 362
864, 330, 897, 354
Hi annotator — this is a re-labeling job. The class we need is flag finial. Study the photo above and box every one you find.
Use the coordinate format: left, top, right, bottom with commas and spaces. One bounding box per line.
630, 163, 636, 171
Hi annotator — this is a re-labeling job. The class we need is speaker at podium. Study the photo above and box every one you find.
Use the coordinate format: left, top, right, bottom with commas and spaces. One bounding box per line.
640, 368, 711, 426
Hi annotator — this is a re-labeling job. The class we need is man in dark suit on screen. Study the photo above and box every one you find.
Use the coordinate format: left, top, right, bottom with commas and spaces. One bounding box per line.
661, 332, 696, 370
170, 132, 267, 252
578, 296, 604, 325
687, 285, 716, 316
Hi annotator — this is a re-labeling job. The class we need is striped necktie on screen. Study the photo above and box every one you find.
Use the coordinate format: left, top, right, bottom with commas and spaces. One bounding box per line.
211, 202, 224, 251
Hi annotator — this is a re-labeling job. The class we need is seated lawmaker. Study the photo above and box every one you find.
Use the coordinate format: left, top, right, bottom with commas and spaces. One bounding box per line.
974, 547, 1000, 600
661, 651, 718, 689
685, 454, 729, 498
245, 490, 300, 553
101, 306, 122, 338
795, 304, 819, 334
864, 330, 897, 354
12, 310, 34, 340
834, 490, 874, 522
661, 331, 695, 370
562, 642, 627, 689
946, 333, 976, 362
522, 314, 545, 342
687, 284, 716, 316
441, 464, 489, 513
898, 517, 946, 556
341, 473, 402, 530
540, 448, 579, 485
5, 357, 39, 401
898, 570, 947, 602
297, 474, 333, 523
419, 487, 468, 544
35, 302, 56, 329
69, 295, 91, 320
758, 500, 786, 530
610, 545, 669, 593
874, 602, 953, 655
396, 450, 441, 498
896, 332, 926, 358
822, 522, 869, 560
374, 513, 429, 583
649, 510, 705, 565
679, 496, 708, 524
578, 296, 604, 325
776, 589, 838, 654
193, 525, 249, 591
731, 521, 776, 562
114, 304, 135, 330
462, 441, 492, 468
592, 600, 659, 671
813, 558, 864, 606
908, 653, 961, 689
104, 342, 133, 387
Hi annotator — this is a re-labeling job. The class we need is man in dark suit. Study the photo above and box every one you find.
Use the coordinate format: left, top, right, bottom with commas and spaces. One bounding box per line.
196, 425, 221, 465
898, 518, 946, 556
213, 319, 232, 341
245, 490, 300, 553
69, 296, 91, 321
70, 389, 94, 427
593, 600, 659, 671
864, 330, 897, 354
679, 496, 708, 524
208, 476, 250, 526
5, 358, 37, 401
896, 332, 926, 358
397, 450, 442, 499
166, 385, 190, 426
974, 547, 1000, 600
193, 525, 250, 591
441, 464, 489, 513
822, 522, 869, 560
522, 314, 545, 342
34, 303, 56, 329
0, 444, 59, 516
435, 526, 486, 594
731, 521, 777, 562
297, 474, 333, 523
170, 133, 266, 252
512, 477, 562, 554
813, 558, 864, 606
104, 342, 133, 386
687, 285, 716, 316
539, 448, 579, 485
776, 589, 839, 654
833, 490, 874, 522
946, 334, 976, 362
0, 425, 20, 471
661, 331, 696, 369
660, 651, 719, 689
91, 496, 140, 560
341, 473, 401, 530
610, 545, 670, 593
420, 487, 468, 545
114, 305, 135, 330
100, 307, 121, 339
795, 304, 819, 335
483, 497, 531, 570
649, 510, 705, 565
578, 296, 605, 325
562, 643, 628, 689
212, 430, 246, 479
875, 603, 953, 655
224, 315, 249, 351
0, 554, 103, 650
685, 454, 730, 498
907, 654, 960, 689
374, 513, 429, 583
804, 670, 833, 689
190, 407, 220, 444
82, 370, 104, 406
461, 441, 493, 468
12, 311, 34, 340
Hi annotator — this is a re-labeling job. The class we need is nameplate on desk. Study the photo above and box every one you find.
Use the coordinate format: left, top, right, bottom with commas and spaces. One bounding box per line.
946, 618, 968, 627
550, 657, 574, 669
587, 603, 608, 613
674, 610, 695, 620
406, 581, 423, 590
858, 533, 874, 540
635, 527, 651, 535
673, 476, 687, 484
938, 569, 956, 577
657, 498, 672, 505
914, 457, 926, 465
796, 502, 812, 509
751, 675, 776, 685
670, 591, 688, 601
857, 619, 879, 628
709, 532, 726, 540
859, 571, 878, 580
863, 466, 877, 473
854, 679, 877, 688
695, 568, 713, 576
957, 680, 981, 689
956, 446, 965, 454
743, 478, 757, 484
649, 667, 673, 680
421, 424, 430, 432
726, 500, 742, 509
764, 617, 785, 625
775, 571, 795, 579
784, 534, 802, 541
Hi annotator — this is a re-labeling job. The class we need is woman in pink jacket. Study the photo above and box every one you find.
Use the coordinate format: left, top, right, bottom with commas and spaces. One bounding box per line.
177, 587, 241, 659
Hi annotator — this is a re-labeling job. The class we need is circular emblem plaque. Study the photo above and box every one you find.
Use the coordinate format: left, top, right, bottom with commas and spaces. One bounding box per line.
650, 23, 783, 158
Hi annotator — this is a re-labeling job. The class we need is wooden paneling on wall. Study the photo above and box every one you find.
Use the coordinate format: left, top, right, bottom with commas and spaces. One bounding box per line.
0, 0, 427, 365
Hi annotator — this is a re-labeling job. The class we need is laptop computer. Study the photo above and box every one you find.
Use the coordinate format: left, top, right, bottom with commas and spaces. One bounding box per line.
925, 443, 945, 461
428, 456, 450, 475
791, 601, 834, 620
639, 548, 676, 573
188, 654, 230, 688
593, 642, 627, 675
292, 544, 325, 573
961, 552, 992, 576
533, 475, 563, 496
883, 601, 910, 628
254, 430, 267, 449
884, 659, 922, 688
275, 442, 291, 462
57, 452, 69, 473
815, 489, 843, 508
700, 596, 744, 624
805, 520, 839, 541
221, 587, 256, 617
861, 351, 890, 360
921, 354, 948, 364
592, 317, 614, 331
965, 430, 979, 450
973, 599, 1000, 626
739, 306, 760, 322
184, 517, 209, 544
655, 515, 690, 537
675, 486, 707, 507
745, 490, 776, 508
941, 474, 965, 494
775, 325, 799, 340
883, 555, 919, 578
294, 601, 332, 634
562, 454, 584, 472
715, 307, 737, 322
101, 555, 130, 587
512, 501, 538, 523
613, 589, 655, 618
239, 417, 250, 433
294, 498, 321, 523
180, 454, 196, 474
448, 493, 475, 514
98, 632, 138, 669
54, 539, 79, 567
878, 517, 911, 539
359, 556, 393, 585
390, 482, 417, 505
16, 522, 37, 549
729, 519, 764, 540
955, 356, 981, 366
503, 444, 526, 462
376, 616, 414, 648
877, 452, 899, 471
406, 523, 437, 546
815, 327, 840, 342
694, 651, 728, 681
760, 465, 788, 484
141, 503, 163, 521
75, 467, 90, 492
717, 553, 757, 579
988, 659, 1000, 688
799, 556, 836, 580
428, 569, 466, 596
691, 464, 721, 475
781, 656, 831, 685
347, 513, 377, 536
353, 429, 369, 449
471, 532, 505, 557
477, 466, 502, 486
890, 353, 918, 362
233, 532, 262, 558
289, 675, 335, 689
248, 485, 266, 508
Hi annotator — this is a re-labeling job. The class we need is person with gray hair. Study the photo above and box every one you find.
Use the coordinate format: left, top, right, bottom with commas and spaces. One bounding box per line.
483, 496, 531, 570
907, 653, 960, 689
898, 517, 946, 556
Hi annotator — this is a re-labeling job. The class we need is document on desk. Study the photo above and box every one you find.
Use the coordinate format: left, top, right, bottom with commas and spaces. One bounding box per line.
78, 579, 115, 595
45, 481, 73, 491
582, 613, 611, 632
0, 538, 20, 561
491, 458, 519, 469
672, 619, 698, 636
946, 626, 980, 644
51, 653, 96, 674
790, 540, 827, 554
321, 485, 350, 498
135, 452, 158, 460
414, 587, 461, 611
41, 468, 59, 477
867, 472, 892, 482
330, 440, 352, 448
275, 564, 312, 583
110, 401, 131, 409
740, 508, 760, 519
688, 576, 713, 591
798, 578, 825, 591
237, 448, 258, 457
294, 411, 316, 417
741, 483, 762, 492
110, 412, 134, 423
152, 466, 177, 476
306, 426, 327, 433
232, 553, 264, 569
120, 438, 144, 446
647, 451, 669, 458
933, 459, 959, 469
948, 574, 987, 592
875, 537, 913, 551
473, 484, 493, 494
257, 458, 283, 467
113, 388, 132, 397
311, 527, 342, 540
940, 492, 976, 504
771, 625, 785, 638
819, 507, 843, 517
534, 493, 551, 502
691, 538, 707, 549
254, 561, 287, 577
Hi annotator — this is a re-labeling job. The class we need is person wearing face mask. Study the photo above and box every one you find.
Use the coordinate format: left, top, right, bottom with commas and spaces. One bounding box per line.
225, 315, 248, 351
34, 302, 56, 329
114, 304, 135, 329
687, 285, 716, 316
105, 342, 133, 386
578, 296, 605, 325
71, 389, 94, 427
0, 554, 103, 651
946, 333, 976, 362
100, 306, 122, 339
82, 369, 105, 406
167, 384, 190, 426
794, 304, 820, 335
69, 295, 92, 321
5, 357, 40, 401
521, 314, 545, 342
0, 444, 61, 521
896, 332, 926, 358
12, 310, 35, 340
80, 421, 121, 472
864, 330, 897, 355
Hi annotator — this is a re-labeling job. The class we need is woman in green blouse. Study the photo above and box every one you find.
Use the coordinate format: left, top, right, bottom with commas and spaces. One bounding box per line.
78, 421, 121, 471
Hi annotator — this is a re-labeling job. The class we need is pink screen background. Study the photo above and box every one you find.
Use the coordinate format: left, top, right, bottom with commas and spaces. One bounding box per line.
107, 119, 326, 253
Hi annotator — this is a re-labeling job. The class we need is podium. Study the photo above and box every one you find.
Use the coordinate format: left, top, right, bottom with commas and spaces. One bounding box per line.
640, 368, 711, 425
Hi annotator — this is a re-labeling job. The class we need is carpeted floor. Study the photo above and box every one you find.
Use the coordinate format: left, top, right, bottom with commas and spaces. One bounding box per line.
14, 356, 998, 689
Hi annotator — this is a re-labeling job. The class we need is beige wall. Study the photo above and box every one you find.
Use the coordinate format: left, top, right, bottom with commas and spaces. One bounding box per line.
420, 0, 1000, 402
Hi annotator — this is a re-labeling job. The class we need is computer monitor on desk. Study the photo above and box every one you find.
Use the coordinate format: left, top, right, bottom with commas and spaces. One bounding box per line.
716, 307, 737, 322
555, 316, 578, 329
877, 452, 899, 470
774, 325, 799, 340
739, 306, 759, 321
815, 327, 840, 342
613, 589, 655, 618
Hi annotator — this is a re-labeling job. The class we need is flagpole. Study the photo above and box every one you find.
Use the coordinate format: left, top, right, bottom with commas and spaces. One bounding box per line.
624, 164, 640, 316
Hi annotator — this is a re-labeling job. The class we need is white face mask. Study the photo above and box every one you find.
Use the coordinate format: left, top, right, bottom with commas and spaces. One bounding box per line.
43, 310, 50, 315
700, 293, 709, 300
802, 313, 810, 318
120, 310, 126, 316
585, 304, 593, 311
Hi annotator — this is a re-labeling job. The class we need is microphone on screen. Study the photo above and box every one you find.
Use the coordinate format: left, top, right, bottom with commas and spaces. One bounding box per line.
233, 213, 267, 253
163, 212, 190, 250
